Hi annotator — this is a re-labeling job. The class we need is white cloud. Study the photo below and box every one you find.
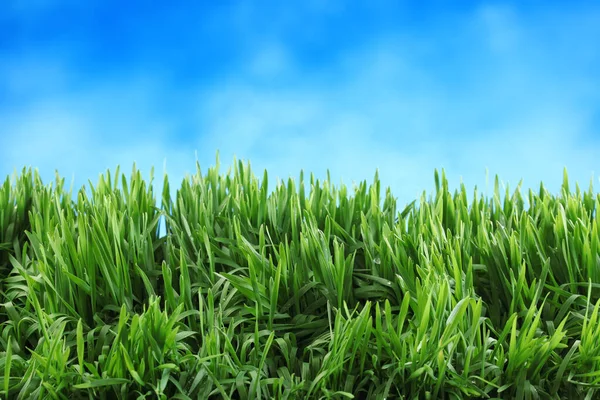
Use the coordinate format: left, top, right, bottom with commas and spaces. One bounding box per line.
193, 3, 599, 203
1, 72, 198, 200
2, 1, 599, 208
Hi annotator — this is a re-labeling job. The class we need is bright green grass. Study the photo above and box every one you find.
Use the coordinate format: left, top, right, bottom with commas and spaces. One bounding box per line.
1, 157, 599, 399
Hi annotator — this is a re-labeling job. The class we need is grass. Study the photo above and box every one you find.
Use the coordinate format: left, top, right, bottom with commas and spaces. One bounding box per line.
1, 157, 599, 399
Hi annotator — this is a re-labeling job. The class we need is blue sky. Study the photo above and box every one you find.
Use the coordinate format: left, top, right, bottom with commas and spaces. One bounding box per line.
1, 0, 599, 205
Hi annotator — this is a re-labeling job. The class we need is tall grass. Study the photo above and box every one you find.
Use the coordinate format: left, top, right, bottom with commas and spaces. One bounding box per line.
1, 158, 599, 399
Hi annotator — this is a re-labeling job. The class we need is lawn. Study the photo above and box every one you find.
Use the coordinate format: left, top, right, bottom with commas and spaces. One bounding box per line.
1, 158, 599, 399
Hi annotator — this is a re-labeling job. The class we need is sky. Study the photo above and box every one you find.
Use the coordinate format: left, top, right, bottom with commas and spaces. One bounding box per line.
1, 0, 599, 206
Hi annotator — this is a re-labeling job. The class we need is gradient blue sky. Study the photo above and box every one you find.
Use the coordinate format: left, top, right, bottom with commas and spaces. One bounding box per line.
2, 0, 599, 204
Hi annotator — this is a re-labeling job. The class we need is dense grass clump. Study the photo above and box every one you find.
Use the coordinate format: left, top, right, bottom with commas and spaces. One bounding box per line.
1, 158, 600, 399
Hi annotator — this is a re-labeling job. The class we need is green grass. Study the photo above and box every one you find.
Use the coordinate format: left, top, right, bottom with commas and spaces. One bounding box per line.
1, 157, 599, 399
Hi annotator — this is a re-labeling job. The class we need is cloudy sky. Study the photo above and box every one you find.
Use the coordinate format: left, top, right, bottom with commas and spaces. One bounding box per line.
1, 0, 599, 205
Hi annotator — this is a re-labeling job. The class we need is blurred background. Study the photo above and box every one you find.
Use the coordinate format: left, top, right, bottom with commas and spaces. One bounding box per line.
1, 0, 599, 205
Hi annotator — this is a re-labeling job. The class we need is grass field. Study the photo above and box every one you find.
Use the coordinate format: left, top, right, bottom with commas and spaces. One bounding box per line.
1, 158, 600, 399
